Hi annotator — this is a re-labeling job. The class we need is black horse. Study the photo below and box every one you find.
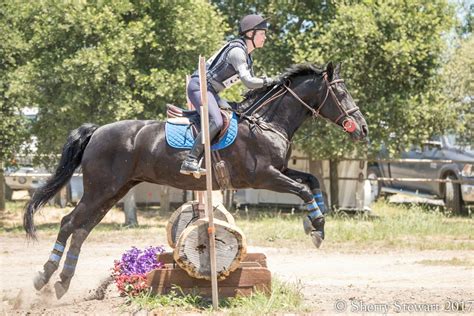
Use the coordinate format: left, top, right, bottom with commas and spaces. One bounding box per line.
24, 62, 368, 298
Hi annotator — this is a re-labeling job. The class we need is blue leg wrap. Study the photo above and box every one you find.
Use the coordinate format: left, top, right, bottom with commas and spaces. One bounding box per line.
49, 241, 65, 264
53, 242, 65, 252
306, 200, 322, 219
63, 252, 79, 274
313, 192, 326, 214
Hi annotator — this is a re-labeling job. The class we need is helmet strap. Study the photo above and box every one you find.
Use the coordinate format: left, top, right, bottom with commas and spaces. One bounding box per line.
244, 30, 257, 51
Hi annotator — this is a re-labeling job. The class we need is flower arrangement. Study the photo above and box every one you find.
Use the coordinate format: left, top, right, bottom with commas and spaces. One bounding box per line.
112, 246, 165, 296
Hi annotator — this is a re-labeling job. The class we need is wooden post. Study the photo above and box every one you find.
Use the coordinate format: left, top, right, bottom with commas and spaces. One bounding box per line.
187, 75, 205, 216
329, 159, 339, 211
198, 56, 219, 309
0, 161, 5, 212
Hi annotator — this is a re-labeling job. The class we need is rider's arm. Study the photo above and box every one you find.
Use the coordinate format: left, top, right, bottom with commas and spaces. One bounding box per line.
228, 47, 268, 89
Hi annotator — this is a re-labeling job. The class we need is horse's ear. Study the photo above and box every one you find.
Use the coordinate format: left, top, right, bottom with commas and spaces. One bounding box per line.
326, 62, 334, 79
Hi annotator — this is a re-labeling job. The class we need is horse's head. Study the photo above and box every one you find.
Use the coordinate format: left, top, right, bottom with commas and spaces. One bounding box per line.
312, 62, 368, 141
241, 62, 368, 141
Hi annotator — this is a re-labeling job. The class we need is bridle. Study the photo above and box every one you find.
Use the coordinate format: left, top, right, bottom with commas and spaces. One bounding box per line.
284, 72, 360, 133
241, 72, 361, 144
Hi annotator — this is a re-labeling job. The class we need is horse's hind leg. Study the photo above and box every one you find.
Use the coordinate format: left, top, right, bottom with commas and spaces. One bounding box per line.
53, 224, 90, 299
33, 210, 79, 291
53, 182, 136, 299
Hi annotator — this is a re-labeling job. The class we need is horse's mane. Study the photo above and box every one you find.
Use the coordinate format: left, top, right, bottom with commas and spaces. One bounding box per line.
242, 63, 324, 106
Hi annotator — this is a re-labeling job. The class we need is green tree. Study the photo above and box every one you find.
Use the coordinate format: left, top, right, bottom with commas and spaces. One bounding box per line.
214, 1, 339, 113
5, 0, 228, 163
0, 2, 31, 210
292, 0, 457, 158
442, 34, 473, 145
215, 1, 458, 159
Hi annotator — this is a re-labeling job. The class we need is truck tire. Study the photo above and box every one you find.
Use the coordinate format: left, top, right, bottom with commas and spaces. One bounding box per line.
444, 175, 467, 216
5, 185, 13, 201
367, 166, 381, 202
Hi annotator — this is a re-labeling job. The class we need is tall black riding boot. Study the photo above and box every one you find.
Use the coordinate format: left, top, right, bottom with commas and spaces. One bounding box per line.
180, 121, 221, 175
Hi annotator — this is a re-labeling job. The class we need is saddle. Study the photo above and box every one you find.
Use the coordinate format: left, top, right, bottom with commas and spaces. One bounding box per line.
165, 104, 237, 189
166, 104, 233, 140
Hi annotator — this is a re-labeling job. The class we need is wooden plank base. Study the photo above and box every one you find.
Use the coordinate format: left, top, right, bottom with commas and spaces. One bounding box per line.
146, 252, 271, 298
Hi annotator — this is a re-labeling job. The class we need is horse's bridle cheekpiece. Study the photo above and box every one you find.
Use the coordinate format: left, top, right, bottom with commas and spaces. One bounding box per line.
284, 72, 360, 133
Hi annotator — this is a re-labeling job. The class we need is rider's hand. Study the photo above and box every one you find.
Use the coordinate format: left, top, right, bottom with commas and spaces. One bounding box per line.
263, 76, 281, 87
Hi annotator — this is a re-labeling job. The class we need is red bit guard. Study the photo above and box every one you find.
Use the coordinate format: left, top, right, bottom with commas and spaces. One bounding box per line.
343, 118, 357, 133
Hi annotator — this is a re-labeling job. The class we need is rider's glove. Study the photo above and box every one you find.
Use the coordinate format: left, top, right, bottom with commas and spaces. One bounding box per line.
263, 76, 281, 87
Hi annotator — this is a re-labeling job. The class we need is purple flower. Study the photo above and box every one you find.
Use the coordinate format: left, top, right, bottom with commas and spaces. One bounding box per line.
119, 246, 165, 275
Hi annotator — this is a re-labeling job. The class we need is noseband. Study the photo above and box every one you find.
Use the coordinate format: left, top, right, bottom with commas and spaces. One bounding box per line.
284, 72, 360, 133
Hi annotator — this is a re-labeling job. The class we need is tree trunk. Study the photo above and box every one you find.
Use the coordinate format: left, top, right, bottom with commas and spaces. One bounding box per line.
309, 158, 328, 193
166, 201, 235, 248
123, 187, 138, 227
0, 161, 5, 212
223, 190, 234, 211
329, 159, 339, 211
174, 218, 246, 280
159, 185, 170, 213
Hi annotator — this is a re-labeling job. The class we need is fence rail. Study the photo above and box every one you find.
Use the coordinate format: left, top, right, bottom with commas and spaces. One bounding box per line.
291, 156, 474, 164
291, 156, 474, 185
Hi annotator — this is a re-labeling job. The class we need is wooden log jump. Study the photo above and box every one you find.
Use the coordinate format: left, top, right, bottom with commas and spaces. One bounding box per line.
147, 252, 271, 298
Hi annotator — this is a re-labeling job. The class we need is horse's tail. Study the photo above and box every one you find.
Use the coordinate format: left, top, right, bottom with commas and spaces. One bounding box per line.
23, 123, 99, 239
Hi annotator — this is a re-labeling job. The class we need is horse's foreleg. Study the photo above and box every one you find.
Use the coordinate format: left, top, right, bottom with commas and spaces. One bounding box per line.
282, 168, 327, 214
261, 167, 325, 248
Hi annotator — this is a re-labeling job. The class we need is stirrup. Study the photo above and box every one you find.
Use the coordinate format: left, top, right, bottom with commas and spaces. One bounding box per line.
180, 158, 206, 178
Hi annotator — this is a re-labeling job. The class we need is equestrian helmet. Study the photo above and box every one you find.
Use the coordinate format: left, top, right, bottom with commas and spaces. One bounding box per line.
239, 14, 268, 35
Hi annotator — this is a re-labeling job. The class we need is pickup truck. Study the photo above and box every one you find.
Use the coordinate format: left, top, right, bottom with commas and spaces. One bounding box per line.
368, 135, 473, 215
4, 166, 47, 200
4, 166, 70, 208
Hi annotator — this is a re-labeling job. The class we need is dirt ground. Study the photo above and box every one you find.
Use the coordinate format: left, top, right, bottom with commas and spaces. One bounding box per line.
1, 231, 473, 315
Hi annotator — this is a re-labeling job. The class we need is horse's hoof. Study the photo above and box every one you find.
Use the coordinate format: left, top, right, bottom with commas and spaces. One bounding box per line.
311, 231, 324, 248
302, 216, 313, 235
54, 281, 68, 299
33, 272, 47, 291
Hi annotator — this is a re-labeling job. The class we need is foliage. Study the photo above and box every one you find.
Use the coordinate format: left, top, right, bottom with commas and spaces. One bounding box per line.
3, 0, 228, 163
112, 246, 164, 296
215, 1, 336, 103
2, 0, 470, 164
292, 0, 457, 158
215, 1, 459, 159
442, 34, 473, 145
0, 2, 30, 165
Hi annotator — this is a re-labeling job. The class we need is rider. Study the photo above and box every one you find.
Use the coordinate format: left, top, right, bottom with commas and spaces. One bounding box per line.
180, 14, 280, 175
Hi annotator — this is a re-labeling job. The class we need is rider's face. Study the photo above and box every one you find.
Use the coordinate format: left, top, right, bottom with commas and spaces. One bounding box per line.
253, 30, 267, 48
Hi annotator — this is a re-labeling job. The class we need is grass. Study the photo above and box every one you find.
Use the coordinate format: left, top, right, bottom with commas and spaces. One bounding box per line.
236, 200, 473, 251
1, 199, 473, 251
127, 278, 308, 315
416, 257, 474, 267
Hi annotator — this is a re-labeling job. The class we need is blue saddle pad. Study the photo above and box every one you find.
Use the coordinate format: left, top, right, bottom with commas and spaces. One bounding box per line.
165, 113, 238, 150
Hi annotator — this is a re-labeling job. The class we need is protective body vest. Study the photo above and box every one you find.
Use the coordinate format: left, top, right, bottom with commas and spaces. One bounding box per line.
193, 38, 253, 93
